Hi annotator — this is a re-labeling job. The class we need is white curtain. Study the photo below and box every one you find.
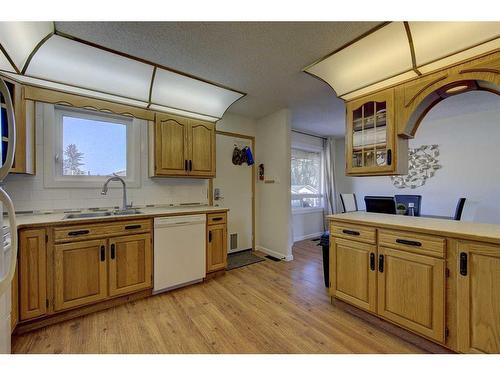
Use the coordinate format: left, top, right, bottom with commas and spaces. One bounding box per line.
322, 137, 338, 230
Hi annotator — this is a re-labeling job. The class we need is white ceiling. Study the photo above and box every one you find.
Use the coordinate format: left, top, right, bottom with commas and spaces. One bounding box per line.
55, 22, 381, 136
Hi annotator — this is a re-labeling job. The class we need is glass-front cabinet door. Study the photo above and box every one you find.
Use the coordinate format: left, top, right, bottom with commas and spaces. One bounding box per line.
346, 89, 396, 175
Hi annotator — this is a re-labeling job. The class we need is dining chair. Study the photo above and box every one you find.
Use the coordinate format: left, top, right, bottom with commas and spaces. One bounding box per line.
395, 195, 422, 216
364, 196, 397, 215
454, 198, 477, 221
340, 193, 358, 213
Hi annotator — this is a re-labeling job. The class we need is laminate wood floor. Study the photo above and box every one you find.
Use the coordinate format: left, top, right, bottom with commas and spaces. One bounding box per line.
12, 240, 429, 354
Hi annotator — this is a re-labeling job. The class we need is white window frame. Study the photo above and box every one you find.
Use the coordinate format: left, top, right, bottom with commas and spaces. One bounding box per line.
291, 144, 325, 213
43, 104, 141, 188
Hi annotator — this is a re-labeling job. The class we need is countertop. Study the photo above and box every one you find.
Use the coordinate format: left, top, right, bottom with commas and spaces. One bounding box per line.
15, 205, 229, 229
328, 211, 500, 245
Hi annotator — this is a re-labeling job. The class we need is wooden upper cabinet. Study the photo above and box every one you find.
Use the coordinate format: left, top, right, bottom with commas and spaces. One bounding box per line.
188, 120, 215, 177
19, 229, 47, 320
345, 88, 408, 176
377, 247, 445, 343
150, 113, 215, 178
153, 113, 189, 176
54, 239, 108, 311
108, 233, 152, 297
330, 237, 377, 313
456, 241, 500, 353
1, 80, 36, 175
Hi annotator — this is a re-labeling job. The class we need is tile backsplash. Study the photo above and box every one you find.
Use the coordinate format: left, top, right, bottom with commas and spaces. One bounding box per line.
4, 102, 209, 212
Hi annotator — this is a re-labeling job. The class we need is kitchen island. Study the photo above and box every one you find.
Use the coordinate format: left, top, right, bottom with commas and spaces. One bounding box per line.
328, 212, 500, 354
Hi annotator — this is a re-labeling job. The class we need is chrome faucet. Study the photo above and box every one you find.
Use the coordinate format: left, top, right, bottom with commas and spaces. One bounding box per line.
101, 174, 128, 211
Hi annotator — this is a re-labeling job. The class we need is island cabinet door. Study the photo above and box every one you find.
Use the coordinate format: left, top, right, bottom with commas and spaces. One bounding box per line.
108, 233, 152, 297
331, 237, 377, 313
54, 239, 108, 311
456, 242, 500, 353
377, 247, 445, 343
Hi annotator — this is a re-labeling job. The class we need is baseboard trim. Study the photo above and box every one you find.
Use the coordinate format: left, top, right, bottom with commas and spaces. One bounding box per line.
256, 245, 293, 262
293, 231, 324, 242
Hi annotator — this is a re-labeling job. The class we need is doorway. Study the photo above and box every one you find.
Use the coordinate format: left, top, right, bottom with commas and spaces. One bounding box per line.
213, 131, 255, 253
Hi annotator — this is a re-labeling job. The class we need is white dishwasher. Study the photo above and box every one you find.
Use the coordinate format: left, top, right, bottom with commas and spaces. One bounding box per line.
153, 214, 206, 293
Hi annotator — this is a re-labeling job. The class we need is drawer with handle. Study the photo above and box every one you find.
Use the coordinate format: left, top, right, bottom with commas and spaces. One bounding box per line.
207, 212, 227, 225
378, 229, 445, 258
54, 219, 152, 243
330, 222, 376, 244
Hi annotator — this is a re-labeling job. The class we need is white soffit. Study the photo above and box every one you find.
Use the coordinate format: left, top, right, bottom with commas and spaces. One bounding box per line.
305, 22, 413, 97
151, 68, 244, 119
0, 50, 14, 72
410, 22, 500, 67
149, 104, 219, 122
26, 35, 153, 102
0, 22, 54, 72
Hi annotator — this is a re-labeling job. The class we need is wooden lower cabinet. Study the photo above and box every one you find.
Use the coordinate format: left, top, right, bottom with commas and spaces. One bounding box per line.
19, 228, 47, 320
377, 246, 445, 343
456, 241, 500, 353
109, 233, 152, 297
331, 237, 377, 313
207, 223, 227, 273
54, 239, 108, 311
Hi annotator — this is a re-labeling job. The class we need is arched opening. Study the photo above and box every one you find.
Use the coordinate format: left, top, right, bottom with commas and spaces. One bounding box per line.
406, 89, 500, 223
404, 78, 500, 138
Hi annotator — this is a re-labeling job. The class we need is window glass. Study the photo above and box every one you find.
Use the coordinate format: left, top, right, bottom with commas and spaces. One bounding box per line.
291, 148, 323, 209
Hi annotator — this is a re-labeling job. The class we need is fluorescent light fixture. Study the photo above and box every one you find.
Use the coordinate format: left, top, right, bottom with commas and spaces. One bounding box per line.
305, 22, 413, 97
0, 71, 150, 108
0, 21, 53, 72
304, 22, 500, 99
0, 22, 245, 120
151, 68, 244, 119
149, 103, 220, 122
27, 35, 154, 102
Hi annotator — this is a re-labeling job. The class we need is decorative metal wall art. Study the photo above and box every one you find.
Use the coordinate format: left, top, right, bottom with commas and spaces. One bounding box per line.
391, 145, 441, 189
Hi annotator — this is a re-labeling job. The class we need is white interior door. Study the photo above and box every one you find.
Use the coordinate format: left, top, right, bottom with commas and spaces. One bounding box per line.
214, 135, 253, 253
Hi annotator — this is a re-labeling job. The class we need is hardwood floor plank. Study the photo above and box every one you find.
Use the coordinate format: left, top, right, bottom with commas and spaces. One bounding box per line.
12, 240, 431, 354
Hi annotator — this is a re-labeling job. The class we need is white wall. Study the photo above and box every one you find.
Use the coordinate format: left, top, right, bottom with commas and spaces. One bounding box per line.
4, 102, 209, 212
217, 112, 257, 136
334, 91, 500, 224
291, 131, 325, 242
255, 109, 293, 260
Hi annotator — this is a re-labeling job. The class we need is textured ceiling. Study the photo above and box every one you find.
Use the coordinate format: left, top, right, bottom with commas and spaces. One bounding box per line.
55, 21, 381, 136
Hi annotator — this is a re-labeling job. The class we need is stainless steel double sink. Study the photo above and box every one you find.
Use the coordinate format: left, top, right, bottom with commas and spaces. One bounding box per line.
63, 209, 143, 220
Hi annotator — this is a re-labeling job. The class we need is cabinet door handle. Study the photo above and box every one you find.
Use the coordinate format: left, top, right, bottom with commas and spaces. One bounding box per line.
125, 224, 141, 230
189, 160, 192, 171
211, 217, 223, 222
396, 239, 422, 247
100, 245, 105, 262
185, 160, 188, 171
460, 252, 468, 276
387, 149, 392, 166
209, 230, 212, 242
378, 254, 384, 273
111, 243, 116, 260
68, 230, 90, 236
370, 253, 375, 271
342, 229, 360, 236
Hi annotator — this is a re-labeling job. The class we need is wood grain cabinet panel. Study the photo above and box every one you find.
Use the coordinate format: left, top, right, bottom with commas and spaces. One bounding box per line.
457, 241, 500, 353
188, 120, 215, 177
154, 114, 189, 176
109, 233, 152, 297
54, 239, 108, 311
207, 223, 227, 273
331, 237, 377, 313
377, 247, 445, 343
19, 229, 47, 320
